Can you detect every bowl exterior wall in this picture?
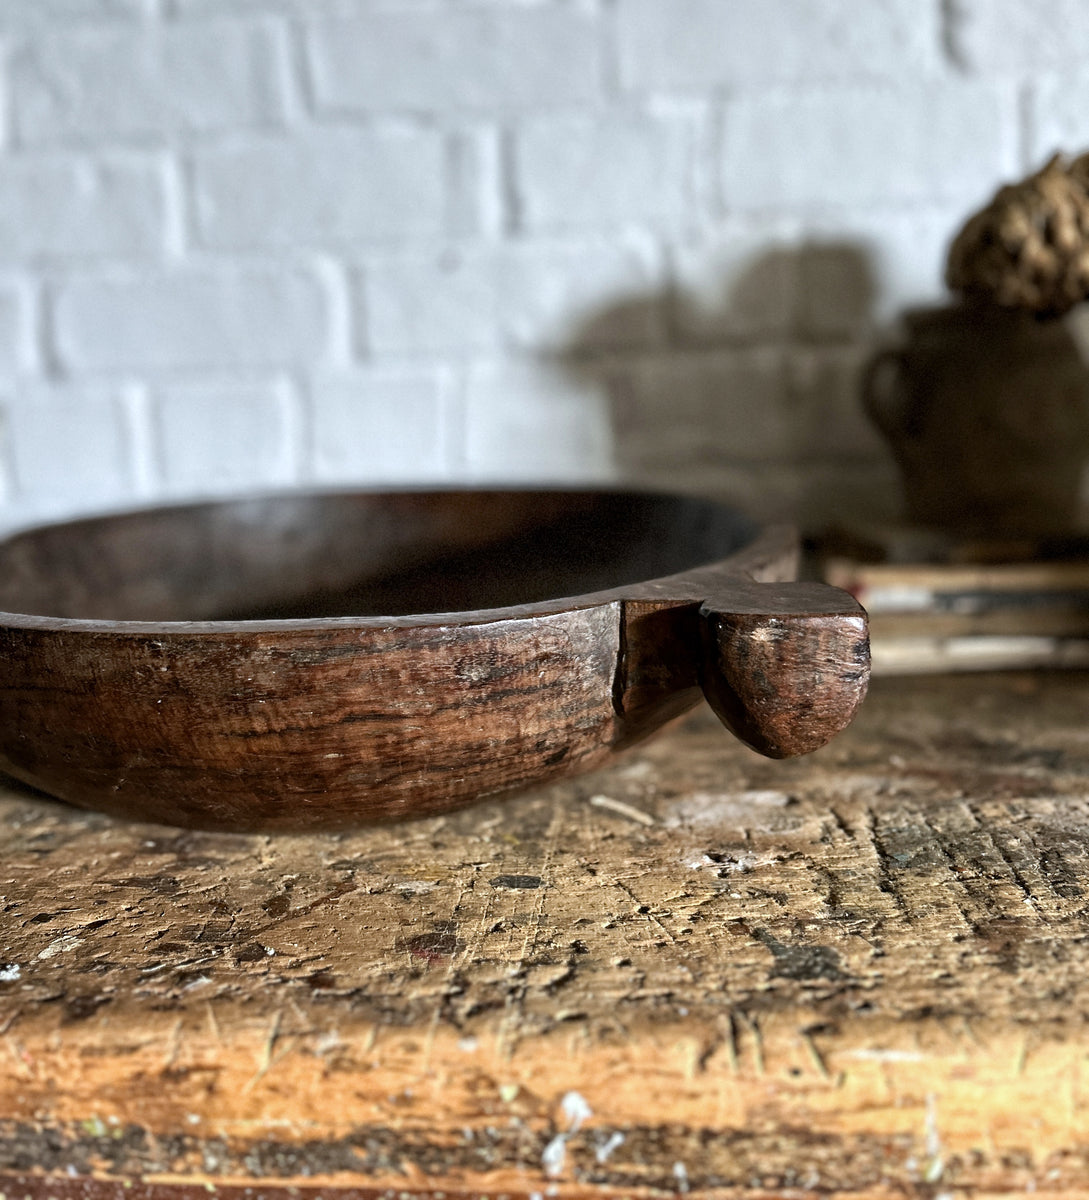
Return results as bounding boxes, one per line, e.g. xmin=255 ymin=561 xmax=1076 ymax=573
xmin=0 ymin=605 xmax=625 ymax=831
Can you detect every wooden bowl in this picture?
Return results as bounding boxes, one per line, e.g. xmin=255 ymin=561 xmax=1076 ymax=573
xmin=0 ymin=490 xmax=869 ymax=831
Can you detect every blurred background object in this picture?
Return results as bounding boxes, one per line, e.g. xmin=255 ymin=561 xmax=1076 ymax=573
xmin=862 ymin=302 xmax=1089 ymax=535
xmin=0 ymin=0 xmax=1078 ymax=535
xmin=863 ymin=153 xmax=1089 ymax=538
xmin=840 ymin=148 xmax=1089 ymax=674
xmin=946 ymin=152 xmax=1089 ymax=315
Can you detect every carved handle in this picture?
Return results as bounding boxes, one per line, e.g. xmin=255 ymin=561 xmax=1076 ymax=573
xmin=861 ymin=347 xmax=911 ymax=441
xmin=698 ymin=580 xmax=869 ymax=758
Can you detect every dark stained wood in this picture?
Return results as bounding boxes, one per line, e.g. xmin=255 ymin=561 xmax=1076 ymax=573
xmin=700 ymin=580 xmax=870 ymax=757
xmin=862 ymin=304 xmax=1089 ymax=534
xmin=4 ymin=672 xmax=1089 ymax=1197
xmin=0 ymin=490 xmax=868 ymax=831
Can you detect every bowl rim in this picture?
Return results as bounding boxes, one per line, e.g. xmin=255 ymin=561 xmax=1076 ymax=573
xmin=0 ymin=485 xmax=789 ymax=637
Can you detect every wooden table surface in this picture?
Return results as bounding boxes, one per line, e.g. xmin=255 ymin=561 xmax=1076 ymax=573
xmin=5 ymin=672 xmax=1089 ymax=1199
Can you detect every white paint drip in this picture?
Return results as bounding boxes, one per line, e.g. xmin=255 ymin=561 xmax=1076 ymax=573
xmin=663 ymin=789 xmax=792 ymax=828
xmin=37 ymin=935 xmax=83 ymax=960
xmin=673 ymin=1161 xmax=689 ymax=1193
xmin=924 ymin=1092 xmax=944 ymax=1184
xmin=595 ymin=1132 xmax=625 ymax=1164
xmin=0 ymin=964 xmax=20 ymax=982
xmin=394 ymin=879 xmax=438 ymax=894
xmin=541 ymin=1134 xmax=567 ymax=1178
xmin=683 ymin=850 xmax=765 ymax=873
xmin=314 ymin=1031 xmax=342 ymax=1056
xmin=846 ymin=1048 xmax=924 ymax=1062
xmin=561 ymin=1090 xmax=592 ymax=1132
xmin=542 ymin=1091 xmax=593 ymax=1178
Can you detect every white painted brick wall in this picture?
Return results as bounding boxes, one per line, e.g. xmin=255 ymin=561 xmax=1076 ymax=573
xmin=310 ymin=367 xmax=449 ymax=484
xmin=361 ymin=239 xmax=663 ymax=355
xmin=464 ymin=362 xmax=614 ymax=483
xmin=307 ymin=9 xmax=603 ymax=114
xmin=190 ymin=129 xmax=457 ymax=250
xmin=0 ymin=0 xmax=1078 ymax=533
xmin=11 ymin=21 xmax=284 ymax=144
xmin=0 ymin=156 xmax=166 ymax=259
xmin=616 ymin=0 xmax=939 ymax=90
xmin=0 ymin=0 xmax=139 ymax=27
xmin=153 ymin=379 xmax=296 ymax=493
xmin=607 ymin=348 xmax=792 ymax=468
xmin=1030 ymin=71 xmax=1089 ymax=163
xmin=53 ymin=267 xmax=328 ymax=372
xmin=514 ymin=111 xmax=699 ymax=232
xmin=948 ymin=0 xmax=1089 ymax=72
xmin=0 ymin=281 xmax=36 ymax=376
xmin=721 ymin=82 xmax=1018 ymax=211
xmin=6 ymin=384 xmax=135 ymax=515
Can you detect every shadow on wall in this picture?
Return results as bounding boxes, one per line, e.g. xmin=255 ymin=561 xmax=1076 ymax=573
xmin=556 ymin=240 xmax=902 ymax=532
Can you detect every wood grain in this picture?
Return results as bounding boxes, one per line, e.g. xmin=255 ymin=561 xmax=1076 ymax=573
xmin=699 ymin=580 xmax=870 ymax=757
xmin=0 ymin=490 xmax=867 ymax=831
xmin=2 ymin=672 xmax=1089 ymax=1197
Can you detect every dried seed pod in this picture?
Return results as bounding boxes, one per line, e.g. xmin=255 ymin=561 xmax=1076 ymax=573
xmin=946 ymin=153 xmax=1089 ymax=316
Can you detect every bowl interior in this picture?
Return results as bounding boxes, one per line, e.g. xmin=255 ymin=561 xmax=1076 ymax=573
xmin=0 ymin=490 xmax=758 ymax=622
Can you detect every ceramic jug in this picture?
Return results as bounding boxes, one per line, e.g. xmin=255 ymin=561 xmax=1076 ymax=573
xmin=864 ymin=304 xmax=1089 ymax=534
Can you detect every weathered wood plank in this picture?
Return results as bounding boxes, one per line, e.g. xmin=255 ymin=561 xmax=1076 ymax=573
xmin=4 ymin=672 xmax=1089 ymax=1196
